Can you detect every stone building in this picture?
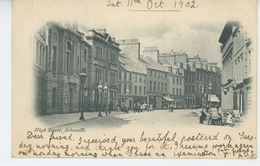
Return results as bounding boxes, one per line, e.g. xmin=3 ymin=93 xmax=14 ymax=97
xmin=219 ymin=21 xmax=253 ymax=116
xmin=159 ymin=52 xmax=185 ymax=108
xmin=188 ymin=56 xmax=221 ymax=108
xmin=117 ymin=39 xmax=169 ymax=109
xmin=118 ymin=53 xmax=147 ymax=109
xmin=85 ymin=29 xmax=120 ymax=112
xmin=33 ymin=21 xmax=92 ymax=115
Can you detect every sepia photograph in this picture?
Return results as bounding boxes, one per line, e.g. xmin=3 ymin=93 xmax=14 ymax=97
xmin=11 ymin=0 xmax=257 ymax=160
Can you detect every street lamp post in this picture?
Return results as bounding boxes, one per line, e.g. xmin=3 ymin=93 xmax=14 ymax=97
xmin=98 ymin=81 xmax=103 ymax=117
xmin=126 ymin=89 xmax=130 ymax=112
xmin=202 ymin=85 xmax=204 ymax=110
xmin=208 ymin=82 xmax=212 ymax=109
xmin=79 ymin=73 xmax=87 ymax=121
xmin=103 ymin=83 xmax=108 ymax=116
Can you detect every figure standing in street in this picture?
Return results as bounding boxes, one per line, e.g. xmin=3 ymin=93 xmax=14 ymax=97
xmin=117 ymin=102 xmax=120 ymax=112
xmin=199 ymin=110 xmax=207 ymax=124
xmin=109 ymin=101 xmax=113 ymax=114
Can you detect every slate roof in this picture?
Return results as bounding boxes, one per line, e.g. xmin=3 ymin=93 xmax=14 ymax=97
xmin=119 ymin=54 xmax=147 ymax=74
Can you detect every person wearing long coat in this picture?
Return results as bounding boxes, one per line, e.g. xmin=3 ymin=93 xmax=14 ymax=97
xmin=199 ymin=110 xmax=207 ymax=124
xmin=109 ymin=102 xmax=113 ymax=114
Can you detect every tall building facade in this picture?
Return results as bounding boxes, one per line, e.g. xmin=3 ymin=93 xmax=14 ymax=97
xmin=118 ymin=53 xmax=147 ymax=109
xmin=85 ymin=29 xmax=120 ymax=111
xmin=219 ymin=21 xmax=253 ymax=116
xmin=33 ymin=21 xmax=92 ymax=115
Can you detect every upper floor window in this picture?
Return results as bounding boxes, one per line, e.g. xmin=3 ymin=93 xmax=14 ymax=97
xmin=139 ymin=75 xmax=142 ymax=82
xmin=96 ymin=45 xmax=103 ymax=59
xmin=173 ymin=78 xmax=175 ymax=84
xmin=180 ymin=79 xmax=182 ymax=85
xmin=129 ymin=73 xmax=132 ymax=80
xmin=84 ymin=49 xmax=87 ymax=62
xmin=124 ymin=72 xmax=127 ymax=80
xmin=119 ymin=71 xmax=121 ymax=79
xmin=111 ymin=52 xmax=117 ymax=65
xmin=150 ymin=70 xmax=152 ymax=77
xmin=165 ymin=74 xmax=167 ymax=79
xmin=177 ymin=78 xmax=179 ymax=85
xmin=106 ymin=48 xmax=109 ymax=60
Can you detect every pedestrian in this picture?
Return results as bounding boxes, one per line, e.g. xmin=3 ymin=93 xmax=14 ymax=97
xmin=103 ymin=102 xmax=107 ymax=116
xmin=137 ymin=102 xmax=140 ymax=113
xmin=117 ymin=102 xmax=120 ymax=112
xmin=226 ymin=111 xmax=234 ymax=127
xmin=199 ymin=110 xmax=207 ymax=124
xmin=170 ymin=103 xmax=174 ymax=112
xmin=133 ymin=103 xmax=136 ymax=113
xmin=109 ymin=101 xmax=113 ymax=114
xmin=216 ymin=104 xmax=220 ymax=112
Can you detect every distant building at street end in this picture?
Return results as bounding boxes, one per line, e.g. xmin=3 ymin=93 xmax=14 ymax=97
xmin=219 ymin=21 xmax=253 ymax=116
xmin=118 ymin=53 xmax=147 ymax=110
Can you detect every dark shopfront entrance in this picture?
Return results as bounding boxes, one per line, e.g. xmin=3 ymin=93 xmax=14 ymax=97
xmin=149 ymin=96 xmax=156 ymax=109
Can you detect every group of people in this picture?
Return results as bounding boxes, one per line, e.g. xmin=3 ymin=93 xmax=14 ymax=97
xmin=99 ymin=101 xmax=114 ymax=116
xmin=116 ymin=102 xmax=154 ymax=114
xmin=199 ymin=104 xmax=236 ymax=127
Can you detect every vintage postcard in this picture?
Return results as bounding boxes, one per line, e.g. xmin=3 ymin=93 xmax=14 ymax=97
xmin=12 ymin=0 xmax=257 ymax=158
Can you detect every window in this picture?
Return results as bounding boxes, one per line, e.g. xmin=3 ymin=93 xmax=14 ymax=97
xmin=119 ymin=84 xmax=121 ymax=94
xmin=144 ymin=76 xmax=146 ymax=83
xmin=161 ymin=83 xmax=163 ymax=92
xmin=110 ymin=72 xmax=116 ymax=85
xmin=150 ymin=81 xmax=152 ymax=91
xmin=106 ymin=48 xmax=109 ymax=60
xmin=135 ymin=86 xmax=137 ymax=94
xmin=177 ymin=78 xmax=179 ymax=85
xmin=180 ymin=79 xmax=182 ymax=85
xmin=135 ymin=74 xmax=137 ymax=82
xmin=67 ymin=52 xmax=70 ymax=74
xmin=96 ymin=45 xmax=103 ymax=59
xmin=52 ymin=46 xmax=57 ymax=72
xmin=150 ymin=70 xmax=152 ymax=77
xmin=144 ymin=87 xmax=146 ymax=95
xmin=173 ymin=88 xmax=175 ymax=95
xmin=139 ymin=86 xmax=142 ymax=95
xmin=158 ymin=72 xmax=160 ymax=78
xmin=104 ymin=70 xmax=108 ymax=82
xmin=177 ymin=88 xmax=178 ymax=95
xmin=165 ymin=83 xmax=167 ymax=92
xmin=158 ymin=82 xmax=160 ymax=91
xmin=96 ymin=68 xmax=103 ymax=82
xmin=154 ymin=82 xmax=156 ymax=91
xmin=111 ymin=52 xmax=117 ymax=65
xmin=66 ymin=41 xmax=72 ymax=74
xmin=119 ymin=71 xmax=121 ymax=79
xmin=124 ymin=72 xmax=127 ymax=80
xmin=129 ymin=85 xmax=131 ymax=94
xmin=129 ymin=73 xmax=132 ymax=80
xmin=165 ymin=74 xmax=167 ymax=79
xmin=124 ymin=84 xmax=126 ymax=94
xmin=139 ymin=75 xmax=142 ymax=82
xmin=180 ymin=89 xmax=182 ymax=95
xmin=84 ymin=49 xmax=87 ymax=61
xmin=173 ymin=78 xmax=175 ymax=84
xmin=154 ymin=72 xmax=156 ymax=78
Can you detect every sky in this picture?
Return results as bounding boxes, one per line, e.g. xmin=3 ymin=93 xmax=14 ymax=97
xmin=97 ymin=20 xmax=226 ymax=68
xmin=39 ymin=0 xmax=255 ymax=69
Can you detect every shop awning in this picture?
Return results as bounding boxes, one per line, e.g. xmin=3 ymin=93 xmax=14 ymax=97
xmin=163 ymin=96 xmax=174 ymax=102
xmin=208 ymin=95 xmax=220 ymax=102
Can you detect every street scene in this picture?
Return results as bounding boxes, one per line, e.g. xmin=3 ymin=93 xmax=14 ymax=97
xmin=33 ymin=20 xmax=253 ymax=129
